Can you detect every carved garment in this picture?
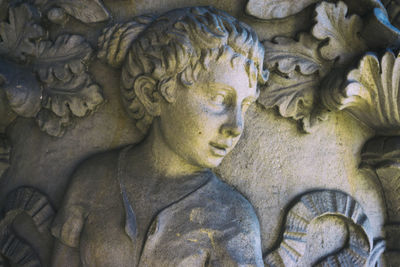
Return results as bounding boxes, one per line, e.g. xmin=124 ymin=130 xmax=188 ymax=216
xmin=51 ymin=147 xmax=263 ymax=266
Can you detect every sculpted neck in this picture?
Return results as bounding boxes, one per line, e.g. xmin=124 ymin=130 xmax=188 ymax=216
xmin=133 ymin=122 xmax=206 ymax=179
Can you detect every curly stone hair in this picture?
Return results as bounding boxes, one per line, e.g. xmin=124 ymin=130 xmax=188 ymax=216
xmin=98 ymin=6 xmax=268 ymax=133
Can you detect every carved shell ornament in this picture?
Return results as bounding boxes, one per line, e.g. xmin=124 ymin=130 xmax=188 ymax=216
xmin=264 ymin=190 xmax=384 ymax=267
xmin=0 ymin=187 xmax=55 ymax=266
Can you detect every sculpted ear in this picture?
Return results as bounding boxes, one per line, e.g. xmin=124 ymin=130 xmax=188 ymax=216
xmin=158 ymin=78 xmax=176 ymax=103
xmin=134 ymin=75 xmax=161 ymax=116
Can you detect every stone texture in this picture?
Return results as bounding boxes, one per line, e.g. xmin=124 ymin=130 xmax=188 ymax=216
xmin=0 ymin=0 xmax=398 ymax=266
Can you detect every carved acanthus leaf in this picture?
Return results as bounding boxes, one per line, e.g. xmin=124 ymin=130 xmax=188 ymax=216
xmin=312 ymin=1 xmax=368 ymax=65
xmin=35 ymin=109 xmax=69 ymax=137
xmin=245 ymin=0 xmax=319 ymax=20
xmin=53 ymin=0 xmax=110 ymax=23
xmin=0 ymin=4 xmax=45 ymax=61
xmin=259 ymin=71 xmax=319 ymax=124
xmin=261 ymin=32 xmax=334 ymax=132
xmin=322 ymin=51 xmax=400 ymax=132
xmin=257 ymin=0 xmax=400 ymax=133
xmin=263 ymin=33 xmax=331 ymax=76
xmin=34 ymin=34 xmax=103 ymax=136
xmin=0 ymin=1 xmax=108 ymax=137
xmin=260 ymin=0 xmax=373 ymax=133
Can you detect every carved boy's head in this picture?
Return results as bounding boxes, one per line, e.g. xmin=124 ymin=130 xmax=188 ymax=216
xmin=99 ymin=6 xmax=268 ymax=168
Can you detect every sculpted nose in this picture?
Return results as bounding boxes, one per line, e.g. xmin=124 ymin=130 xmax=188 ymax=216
xmin=220 ymin=108 xmax=243 ymax=138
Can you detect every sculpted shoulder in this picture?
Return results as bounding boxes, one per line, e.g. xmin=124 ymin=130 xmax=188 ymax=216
xmin=207 ymin=177 xmax=260 ymax=227
xmin=195 ymin=178 xmax=263 ymax=265
xmin=51 ymin=148 xmax=123 ymax=248
xmin=60 ymin=148 xmax=122 ymax=211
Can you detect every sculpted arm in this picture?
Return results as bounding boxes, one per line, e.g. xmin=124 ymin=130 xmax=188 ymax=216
xmin=49 ymin=158 xmax=100 ymax=267
xmin=50 ymin=152 xmax=118 ymax=266
xmin=50 ymin=178 xmax=87 ymax=267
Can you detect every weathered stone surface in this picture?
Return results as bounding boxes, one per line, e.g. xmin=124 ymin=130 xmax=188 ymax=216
xmin=0 ymin=0 xmax=398 ymax=266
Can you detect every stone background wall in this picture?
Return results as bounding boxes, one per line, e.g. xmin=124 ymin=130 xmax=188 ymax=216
xmin=0 ymin=0 xmax=396 ymax=265
xmin=1 ymin=0 xmax=385 ymax=250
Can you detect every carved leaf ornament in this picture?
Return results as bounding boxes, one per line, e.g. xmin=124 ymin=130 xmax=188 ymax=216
xmin=260 ymin=32 xmax=332 ymax=132
xmin=253 ymin=0 xmax=400 ymax=133
xmin=323 ymin=51 xmax=400 ymax=132
xmin=0 ymin=4 xmax=44 ymax=61
xmin=312 ymin=1 xmax=368 ymax=65
xmin=0 ymin=1 xmax=108 ymax=136
xmin=263 ymin=33 xmax=329 ymax=76
xmin=53 ymin=0 xmax=110 ymax=23
xmin=245 ymin=0 xmax=320 ymax=20
xmin=246 ymin=0 xmax=386 ymax=20
xmin=259 ymin=1 xmax=370 ymax=132
xmin=34 ymin=35 xmax=103 ymax=136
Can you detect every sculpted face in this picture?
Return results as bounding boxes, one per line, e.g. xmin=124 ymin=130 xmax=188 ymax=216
xmin=157 ymin=60 xmax=258 ymax=169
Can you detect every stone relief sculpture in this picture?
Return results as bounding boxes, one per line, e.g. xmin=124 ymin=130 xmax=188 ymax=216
xmin=0 ymin=0 xmax=400 ymax=266
xmin=50 ymin=6 xmax=268 ymax=266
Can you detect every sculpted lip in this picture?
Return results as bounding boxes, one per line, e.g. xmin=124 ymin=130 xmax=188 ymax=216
xmin=209 ymin=142 xmax=228 ymax=157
